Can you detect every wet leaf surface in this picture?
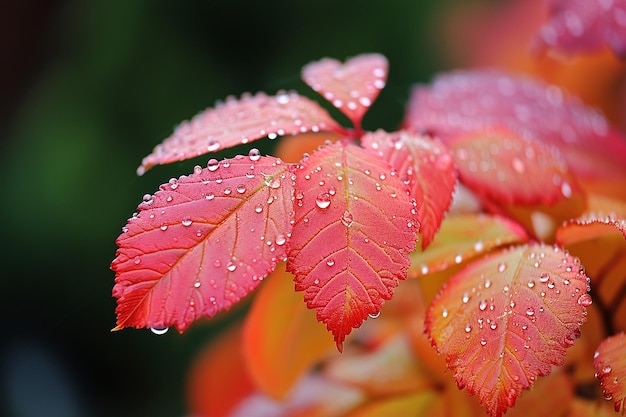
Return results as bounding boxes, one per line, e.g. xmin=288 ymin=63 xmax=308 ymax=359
xmin=112 ymin=155 xmax=293 ymax=331
xmin=287 ymin=141 xmax=418 ymax=350
xmin=593 ymin=332 xmax=626 ymax=414
xmin=535 ymin=0 xmax=626 ymax=57
xmin=138 ymin=92 xmax=341 ymax=174
xmin=302 ymin=54 xmax=388 ymax=129
xmin=361 ymin=130 xmax=456 ymax=249
xmin=425 ymin=243 xmax=591 ymax=417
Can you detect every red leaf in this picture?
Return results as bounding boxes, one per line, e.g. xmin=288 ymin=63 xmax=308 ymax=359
xmin=302 ymin=54 xmax=388 ymax=130
xmin=449 ymin=127 xmax=578 ymax=207
xmin=594 ymin=332 xmax=626 ymax=414
xmin=287 ymin=142 xmax=418 ymax=351
xmin=534 ymin=0 xmax=626 ymax=58
xmin=112 ymin=155 xmax=294 ymax=332
xmin=138 ymin=92 xmax=341 ymax=174
xmin=361 ymin=130 xmax=457 ymax=249
xmin=425 ymin=243 xmax=591 ymax=417
xmin=404 ymin=70 xmax=626 ymax=194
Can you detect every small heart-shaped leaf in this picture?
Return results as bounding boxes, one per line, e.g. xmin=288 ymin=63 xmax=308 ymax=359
xmin=361 ymin=130 xmax=457 ymax=249
xmin=287 ymin=142 xmax=418 ymax=351
xmin=302 ymin=54 xmax=388 ymax=129
xmin=594 ymin=332 xmax=626 ymax=414
xmin=138 ymin=92 xmax=341 ymax=174
xmin=425 ymin=243 xmax=591 ymax=417
xmin=112 ymin=155 xmax=294 ymax=332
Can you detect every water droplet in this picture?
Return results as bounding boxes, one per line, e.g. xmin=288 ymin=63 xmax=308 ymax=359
xmin=479 ymin=299 xmax=488 ymax=311
xmin=464 ymin=324 xmax=472 ymax=333
xmin=194 ymin=281 xmax=201 ymax=288
xmin=160 ymin=224 xmax=168 ymax=231
xmin=275 ymin=234 xmax=286 ymax=246
xmin=166 ymin=195 xmax=173 ymax=202
xmin=182 ymin=217 xmax=192 ymax=227
xmin=207 ymin=159 xmax=220 ymax=171
xmin=462 ymin=292 xmax=470 ymax=304
xmin=169 ymin=178 xmax=179 ymax=190
xmin=368 ymin=311 xmax=380 ymax=319
xmin=561 ymin=182 xmax=572 ymax=198
xmin=227 ymin=262 xmax=237 ymax=272
xmin=213 ymin=259 xmax=221 ymax=268
xmin=527 ymin=280 xmax=535 ymax=288
xmin=206 ymin=193 xmax=215 ymax=200
xmin=150 ymin=327 xmax=169 ymax=335
xmin=454 ymin=254 xmax=463 ymax=264
xmin=578 ymin=293 xmax=593 ymax=307
xmin=223 ymin=187 xmax=232 ymax=195
xmin=326 ymin=259 xmax=335 ymax=267
xmin=248 ymin=148 xmax=261 ymax=161
xmin=490 ymin=322 xmax=498 ymax=330
xmin=484 ymin=279 xmax=492 ymax=289
xmin=208 ymin=140 xmax=221 ymax=152
xmin=511 ymin=157 xmax=525 ymax=174
xmin=539 ymin=272 xmax=550 ymax=283
xmin=255 ymin=204 xmax=263 ymax=213
xmin=133 ymin=256 xmax=141 ymax=265
xmin=526 ymin=307 xmax=535 ymax=316
xmin=341 ymin=211 xmax=354 ymax=227
xmin=442 ymin=308 xmax=448 ymax=318
xmin=316 ymin=193 xmax=331 ymax=209
xmin=480 ymin=338 xmax=487 ymax=346
xmin=498 ymin=262 xmax=507 ymax=272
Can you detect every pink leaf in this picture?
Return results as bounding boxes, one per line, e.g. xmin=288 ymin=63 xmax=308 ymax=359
xmin=112 ymin=155 xmax=294 ymax=332
xmin=138 ymin=92 xmax=342 ymax=174
xmin=594 ymin=332 xmax=626 ymax=414
xmin=302 ymin=54 xmax=388 ymax=130
xmin=425 ymin=243 xmax=591 ymax=417
xmin=534 ymin=0 xmax=626 ymax=57
xmin=286 ymin=142 xmax=418 ymax=351
xmin=448 ymin=127 xmax=577 ymax=206
xmin=404 ymin=69 xmax=626 ymax=188
xmin=361 ymin=130 xmax=457 ymax=249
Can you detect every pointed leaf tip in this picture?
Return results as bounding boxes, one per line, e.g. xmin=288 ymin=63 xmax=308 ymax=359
xmin=302 ymin=54 xmax=388 ymax=128
xmin=425 ymin=243 xmax=591 ymax=417
xmin=138 ymin=91 xmax=341 ymax=173
xmin=287 ymin=142 xmax=418 ymax=350
xmin=112 ymin=155 xmax=294 ymax=332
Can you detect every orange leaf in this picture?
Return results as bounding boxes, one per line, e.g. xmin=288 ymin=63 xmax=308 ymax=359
xmin=425 ymin=243 xmax=591 ymax=417
xmin=241 ymin=263 xmax=334 ymax=400
xmin=342 ymin=391 xmax=441 ymax=417
xmin=323 ymin=335 xmax=435 ymax=397
xmin=556 ymin=210 xmax=626 ymax=332
xmin=594 ymin=332 xmax=626 ymax=414
xmin=408 ymin=214 xmax=528 ymax=278
xmin=186 ymin=325 xmax=255 ymax=417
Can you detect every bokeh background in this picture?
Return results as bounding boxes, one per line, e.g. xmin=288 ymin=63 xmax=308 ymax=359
xmin=0 ymin=1 xmax=575 ymax=416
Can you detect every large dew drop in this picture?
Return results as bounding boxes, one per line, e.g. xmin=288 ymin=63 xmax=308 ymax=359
xmin=316 ymin=192 xmax=331 ymax=209
xmin=150 ymin=327 xmax=169 ymax=335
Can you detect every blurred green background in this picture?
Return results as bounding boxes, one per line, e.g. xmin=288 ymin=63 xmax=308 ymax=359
xmin=0 ymin=1 xmax=474 ymax=416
